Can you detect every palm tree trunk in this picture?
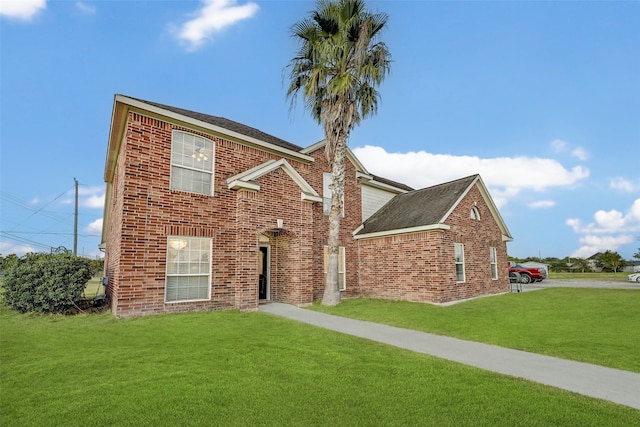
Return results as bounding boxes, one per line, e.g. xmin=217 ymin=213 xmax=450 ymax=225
xmin=322 ymin=136 xmax=347 ymax=306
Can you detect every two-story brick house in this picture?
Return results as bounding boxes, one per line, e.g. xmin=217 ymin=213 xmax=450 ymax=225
xmin=101 ymin=95 xmax=513 ymax=317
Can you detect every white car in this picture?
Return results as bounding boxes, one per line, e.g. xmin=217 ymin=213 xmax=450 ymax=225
xmin=628 ymin=273 xmax=640 ymax=283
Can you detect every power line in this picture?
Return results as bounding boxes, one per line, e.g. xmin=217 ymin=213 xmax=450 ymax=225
xmin=0 ymin=231 xmax=52 ymax=252
xmin=0 ymin=191 xmax=70 ymax=222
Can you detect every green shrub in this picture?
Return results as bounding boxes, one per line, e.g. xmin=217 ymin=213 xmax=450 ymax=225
xmin=2 ymin=253 xmax=93 ymax=313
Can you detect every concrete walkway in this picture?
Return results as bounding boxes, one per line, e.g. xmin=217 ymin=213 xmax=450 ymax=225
xmin=259 ymin=303 xmax=640 ymax=410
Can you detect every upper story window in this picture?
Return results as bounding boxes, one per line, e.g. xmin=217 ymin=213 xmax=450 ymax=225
xmin=170 ymin=130 xmax=214 ymax=196
xmin=323 ymin=172 xmax=344 ymax=216
xmin=470 ymin=206 xmax=480 ymax=220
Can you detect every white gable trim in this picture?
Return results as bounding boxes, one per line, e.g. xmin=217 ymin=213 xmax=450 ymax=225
xmin=301 ymin=140 xmax=370 ymax=175
xmin=360 ymin=177 xmax=410 ymax=194
xmin=226 ymin=159 xmax=322 ymax=203
xmin=439 ymin=175 xmax=513 ymax=241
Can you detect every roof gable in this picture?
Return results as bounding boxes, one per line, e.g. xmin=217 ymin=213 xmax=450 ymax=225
xmin=226 ymin=159 xmax=322 ymax=203
xmin=355 ymin=175 xmax=512 ymax=241
xmin=105 ymin=95 xmax=314 ymax=183
xmin=356 ymin=175 xmax=477 ymax=236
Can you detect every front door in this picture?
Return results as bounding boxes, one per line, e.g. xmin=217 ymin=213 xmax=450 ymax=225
xmin=258 ymin=246 xmax=269 ymax=300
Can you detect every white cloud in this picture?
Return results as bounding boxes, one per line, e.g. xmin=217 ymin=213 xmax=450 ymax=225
xmin=0 ymin=241 xmax=37 ymax=257
xmin=351 ymin=145 xmax=589 ymax=204
xmin=570 ymin=235 xmax=636 ymax=259
xmin=550 ymin=139 xmax=568 ymax=152
xmin=528 ymin=200 xmax=555 ymax=209
xmin=75 ymin=2 xmax=95 ymax=15
xmin=79 ymin=186 xmax=105 ymax=208
xmin=550 ymin=138 xmax=589 ymax=161
xmin=85 ymin=218 xmax=103 ymax=234
xmin=60 ymin=185 xmax=105 ymax=208
xmin=177 ymin=0 xmax=259 ymax=50
xmin=567 ymin=198 xmax=640 ymax=257
xmin=566 ymin=198 xmax=640 ymax=234
xmin=0 ymin=0 xmax=45 ymax=20
xmin=83 ymin=193 xmax=105 ymax=209
xmin=571 ymin=147 xmax=589 ymax=161
xmin=610 ymin=177 xmax=640 ymax=193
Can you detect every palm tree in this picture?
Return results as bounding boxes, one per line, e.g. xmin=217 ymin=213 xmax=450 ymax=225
xmin=287 ymin=0 xmax=391 ymax=305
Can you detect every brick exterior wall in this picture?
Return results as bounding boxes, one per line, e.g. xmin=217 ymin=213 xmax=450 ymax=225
xmin=104 ymin=106 xmax=509 ymax=317
xmin=104 ymin=112 xmax=320 ymax=317
xmin=356 ymin=185 xmax=509 ymax=304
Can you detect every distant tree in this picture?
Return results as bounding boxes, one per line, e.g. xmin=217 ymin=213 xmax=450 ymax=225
xmin=570 ymin=257 xmax=591 ymax=273
xmin=633 ymin=247 xmax=640 ymax=260
xmin=596 ymin=250 xmax=624 ymax=273
xmin=0 ymin=253 xmax=19 ymax=272
xmin=548 ymin=258 xmax=569 ymax=273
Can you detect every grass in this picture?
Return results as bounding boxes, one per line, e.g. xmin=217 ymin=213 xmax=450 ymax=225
xmin=548 ymin=271 xmax=631 ymax=281
xmin=1 ymin=305 xmax=638 ymax=426
xmin=82 ymin=277 xmax=104 ymax=299
xmin=309 ymin=289 xmax=640 ymax=373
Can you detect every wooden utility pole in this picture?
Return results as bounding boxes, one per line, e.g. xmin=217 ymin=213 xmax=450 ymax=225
xmin=74 ymin=178 xmax=78 ymax=256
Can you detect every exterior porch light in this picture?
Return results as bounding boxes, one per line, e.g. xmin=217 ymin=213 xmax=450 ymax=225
xmin=277 ymin=219 xmax=283 ymax=228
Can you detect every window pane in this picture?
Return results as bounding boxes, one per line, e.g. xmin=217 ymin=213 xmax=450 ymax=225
xmin=455 ymin=243 xmax=465 ymax=282
xmin=166 ymin=236 xmax=211 ymax=302
xmin=170 ymin=131 xmax=214 ymax=195
xmin=490 ymin=247 xmax=498 ymax=280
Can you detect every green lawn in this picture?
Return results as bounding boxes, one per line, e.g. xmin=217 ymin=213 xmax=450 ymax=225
xmin=548 ymin=271 xmax=631 ymax=281
xmin=1 ymin=305 xmax=638 ymax=426
xmin=309 ymin=289 xmax=640 ymax=373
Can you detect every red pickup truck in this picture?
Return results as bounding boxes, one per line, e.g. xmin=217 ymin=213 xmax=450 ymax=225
xmin=508 ymin=262 xmax=546 ymax=284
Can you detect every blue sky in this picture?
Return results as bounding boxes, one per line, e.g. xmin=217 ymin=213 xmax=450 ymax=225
xmin=1 ymin=0 xmax=639 ymax=261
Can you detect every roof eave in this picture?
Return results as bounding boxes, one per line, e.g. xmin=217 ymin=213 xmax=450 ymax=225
xmin=114 ymin=95 xmax=314 ymax=164
xmin=353 ymin=223 xmax=451 ymax=240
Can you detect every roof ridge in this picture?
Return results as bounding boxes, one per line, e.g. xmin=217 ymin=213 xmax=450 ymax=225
xmin=119 ymin=95 xmax=304 ymax=153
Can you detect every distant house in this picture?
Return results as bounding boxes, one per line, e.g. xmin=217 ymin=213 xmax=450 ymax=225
xmin=623 ymin=261 xmax=640 ymax=273
xmin=100 ymin=95 xmax=513 ymax=317
xmin=586 ymin=253 xmax=603 ymax=272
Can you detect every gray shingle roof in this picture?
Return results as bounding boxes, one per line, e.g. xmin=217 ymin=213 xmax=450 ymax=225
xmin=356 ymin=175 xmax=479 ymax=235
xmin=125 ymin=96 xmax=304 ymax=153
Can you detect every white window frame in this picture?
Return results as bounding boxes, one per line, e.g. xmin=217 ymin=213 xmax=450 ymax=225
xmin=165 ymin=236 xmax=212 ymax=303
xmin=323 ymin=172 xmax=344 ymax=216
xmin=324 ymin=245 xmax=346 ymax=291
xmin=490 ymin=246 xmax=498 ymax=280
xmin=454 ymin=243 xmax=465 ymax=283
xmin=170 ymin=130 xmax=214 ymax=196
xmin=470 ymin=206 xmax=480 ymax=220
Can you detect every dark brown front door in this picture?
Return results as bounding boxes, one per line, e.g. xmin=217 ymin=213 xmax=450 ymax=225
xmin=259 ymin=246 xmax=268 ymax=300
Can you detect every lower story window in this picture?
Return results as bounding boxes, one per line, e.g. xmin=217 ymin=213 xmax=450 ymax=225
xmin=455 ymin=243 xmax=465 ymax=282
xmin=165 ymin=236 xmax=211 ymax=303
xmin=490 ymin=246 xmax=498 ymax=280
xmin=324 ymin=245 xmax=346 ymax=291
